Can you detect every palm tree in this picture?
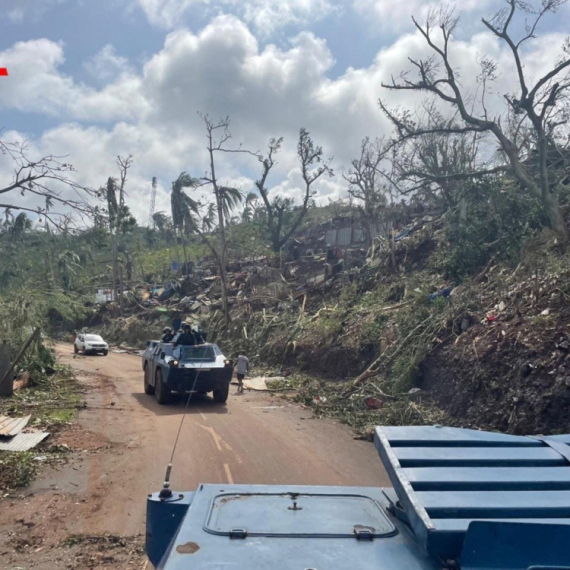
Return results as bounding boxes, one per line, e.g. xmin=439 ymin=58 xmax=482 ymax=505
xmin=219 ymin=186 xmax=243 ymax=224
xmin=152 ymin=211 xmax=169 ymax=234
xmin=241 ymin=192 xmax=258 ymax=223
xmin=201 ymin=203 xmax=216 ymax=233
xmin=57 ymin=250 xmax=81 ymax=290
xmin=171 ymin=172 xmax=200 ymax=274
xmin=10 ymin=212 xmax=32 ymax=242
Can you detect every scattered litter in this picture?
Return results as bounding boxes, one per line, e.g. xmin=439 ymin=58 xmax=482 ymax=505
xmin=0 ymin=415 xmax=31 ymax=437
xmin=428 ymin=286 xmax=453 ymax=301
xmin=0 ymin=431 xmax=49 ymax=452
xmin=243 ymin=377 xmax=268 ymax=391
xmin=364 ymin=397 xmax=384 ymax=410
xmin=13 ymin=372 xmax=30 ymax=392
xmin=541 ymin=308 xmax=550 ymax=316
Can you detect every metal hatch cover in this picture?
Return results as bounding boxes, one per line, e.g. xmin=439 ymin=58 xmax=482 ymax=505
xmin=204 ymin=492 xmax=397 ymax=538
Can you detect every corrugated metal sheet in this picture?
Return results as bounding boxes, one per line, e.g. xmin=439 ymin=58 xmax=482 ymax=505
xmin=0 ymin=431 xmax=49 ymax=452
xmin=324 ymin=229 xmax=337 ymax=247
xmin=369 ymin=221 xmax=392 ymax=239
xmin=352 ymin=227 xmax=366 ymax=243
xmin=0 ymin=415 xmax=30 ymax=436
xmin=337 ymin=226 xmax=353 ymax=247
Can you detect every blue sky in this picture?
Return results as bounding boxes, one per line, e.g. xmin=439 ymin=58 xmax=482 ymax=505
xmin=0 ymin=0 xmax=568 ymax=223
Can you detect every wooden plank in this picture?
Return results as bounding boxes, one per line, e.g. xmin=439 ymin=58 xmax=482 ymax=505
xmin=379 ymin=426 xmax=541 ymax=447
xmin=419 ymin=490 xmax=570 ymax=518
xmin=404 ymin=467 xmax=570 ymax=491
xmin=394 ymin=447 xmax=564 ymax=467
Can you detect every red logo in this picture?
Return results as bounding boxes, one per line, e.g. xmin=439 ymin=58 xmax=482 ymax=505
xmin=0 ymin=69 xmax=8 ymax=76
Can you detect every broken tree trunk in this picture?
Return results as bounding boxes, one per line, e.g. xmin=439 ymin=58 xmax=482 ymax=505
xmin=0 ymin=341 xmax=11 ymax=397
xmin=0 ymin=328 xmax=41 ymax=397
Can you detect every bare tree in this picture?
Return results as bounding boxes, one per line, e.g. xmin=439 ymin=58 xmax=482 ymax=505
xmin=380 ymin=1 xmax=570 ymax=239
xmin=256 ymin=129 xmax=333 ymax=253
xmin=199 ymin=115 xmax=255 ymax=326
xmin=108 ymin=155 xmax=133 ymax=313
xmin=386 ymin=105 xmax=484 ymax=209
xmin=0 ymin=139 xmax=97 ymax=229
xmin=343 ymin=137 xmax=391 ymax=243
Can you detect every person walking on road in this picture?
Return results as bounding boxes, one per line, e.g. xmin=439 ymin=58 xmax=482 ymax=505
xmin=236 ymin=354 xmax=249 ymax=394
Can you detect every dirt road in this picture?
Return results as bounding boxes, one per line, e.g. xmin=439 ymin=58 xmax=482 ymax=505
xmin=0 ymin=344 xmax=388 ymax=569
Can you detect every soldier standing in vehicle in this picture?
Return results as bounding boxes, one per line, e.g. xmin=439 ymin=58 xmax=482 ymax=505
xmin=236 ymin=354 xmax=249 ymax=394
xmin=174 ymin=323 xmax=196 ymax=346
xmin=162 ymin=327 xmax=174 ymax=342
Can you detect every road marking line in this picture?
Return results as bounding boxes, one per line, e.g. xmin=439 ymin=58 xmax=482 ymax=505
xmin=223 ymin=463 xmax=234 ymax=484
xmin=195 ymin=407 xmax=207 ymax=421
xmin=197 ymin=424 xmax=222 ymax=451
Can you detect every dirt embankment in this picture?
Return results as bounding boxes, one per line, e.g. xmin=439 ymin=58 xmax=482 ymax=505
xmin=421 ymin=264 xmax=570 ymax=435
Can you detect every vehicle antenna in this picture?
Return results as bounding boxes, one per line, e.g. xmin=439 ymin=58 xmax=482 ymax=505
xmin=159 ymin=370 xmax=202 ymax=499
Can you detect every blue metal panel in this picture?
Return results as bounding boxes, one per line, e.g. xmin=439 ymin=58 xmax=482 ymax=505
xmin=146 ymin=492 xmax=194 ymax=567
xmin=394 ymin=446 xmax=564 ymax=467
xmin=380 ymin=425 xmax=543 ymax=447
xmin=544 ymin=434 xmax=570 ymax=444
xmin=418 ymin=490 xmax=570 ymax=517
xmin=375 ymin=426 xmax=570 ymax=562
xmin=152 ymin=484 xmax=438 ymax=570
xmin=460 ymin=521 xmax=570 ymax=569
xmin=404 ymin=467 xmax=570 ymax=490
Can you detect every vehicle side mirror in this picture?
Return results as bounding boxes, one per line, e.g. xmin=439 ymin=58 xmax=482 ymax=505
xmin=146 ymin=341 xmax=150 ymax=347
xmin=161 ymin=352 xmax=166 ymax=359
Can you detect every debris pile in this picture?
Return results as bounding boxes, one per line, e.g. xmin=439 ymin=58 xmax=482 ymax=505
xmin=0 ymin=415 xmax=49 ymax=451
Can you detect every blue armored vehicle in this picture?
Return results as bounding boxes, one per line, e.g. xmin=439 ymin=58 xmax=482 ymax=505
xmin=142 ymin=338 xmax=233 ymax=404
xmin=146 ymin=425 xmax=570 ymax=569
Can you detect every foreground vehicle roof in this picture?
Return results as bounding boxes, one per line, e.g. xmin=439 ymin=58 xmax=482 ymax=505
xmin=147 ymin=425 xmax=570 ymax=570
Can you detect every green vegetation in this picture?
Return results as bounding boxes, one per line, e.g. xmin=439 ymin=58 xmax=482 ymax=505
xmin=0 ymin=365 xmax=82 ymax=492
xmin=0 ymin=452 xmax=38 ymax=491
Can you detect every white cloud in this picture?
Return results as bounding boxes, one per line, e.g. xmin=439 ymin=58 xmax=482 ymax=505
xmin=0 ymin=40 xmax=149 ymax=122
xmin=134 ymin=0 xmax=336 ymax=35
xmin=2 ymin=12 xmax=568 ymax=224
xmin=237 ymin=0 xmax=337 ymax=37
xmin=134 ymin=0 xmax=201 ymax=29
xmin=84 ymin=45 xmax=134 ymax=83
